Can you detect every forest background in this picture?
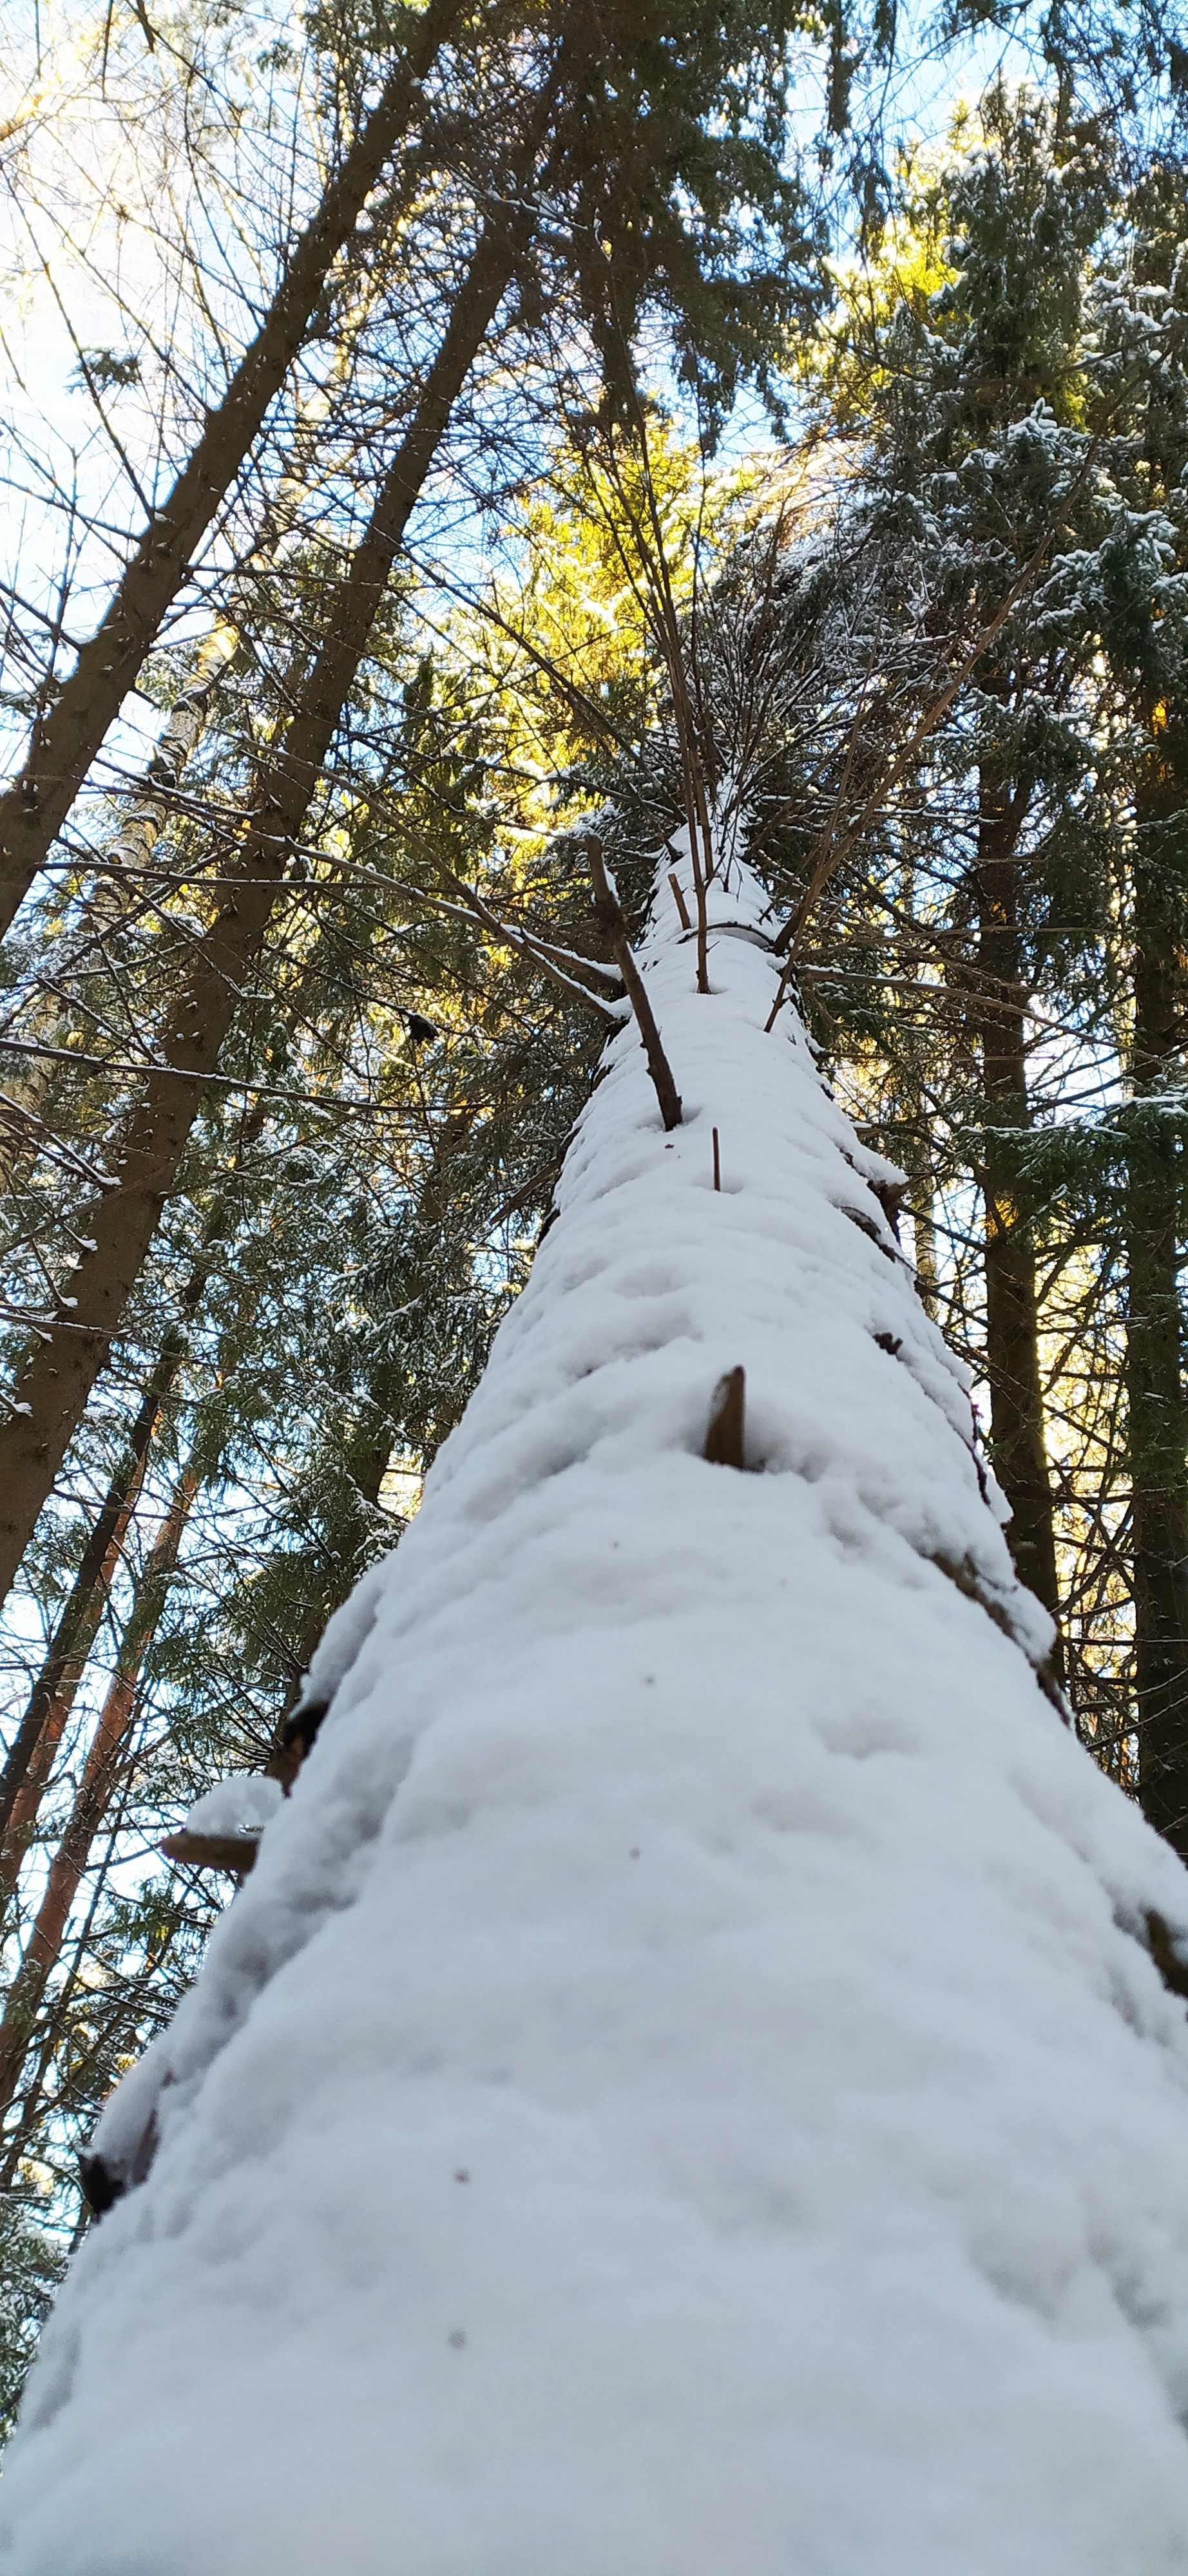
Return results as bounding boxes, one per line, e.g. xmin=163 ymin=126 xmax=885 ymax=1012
xmin=1 ymin=0 xmax=1186 ymax=2429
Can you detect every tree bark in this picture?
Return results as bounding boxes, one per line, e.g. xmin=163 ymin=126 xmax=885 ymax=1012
xmin=0 ymin=1461 xmax=200 ymax=2117
xmin=0 ymin=1179 xmax=263 ymax=1904
xmin=1127 ymin=705 xmax=1188 ymax=1859
xmin=0 ymin=636 xmax=236 ymax=1193
xmin=0 ymin=1341 xmax=182 ymax=1862
xmin=0 ymin=1368 xmax=167 ymax=1914
xmin=0 ymin=0 xmax=463 ymax=939
xmin=0 ymin=1082 xmax=268 ymax=1864
xmin=0 ymin=170 xmax=541 ymax=1613
xmin=900 ymin=1118 xmax=940 ymax=1316
xmin=0 ymin=308 xmax=378 ymax=1192
xmin=0 ymin=1832 xmax=125 ymax=2198
xmin=971 ymin=762 xmax=1062 ymax=1647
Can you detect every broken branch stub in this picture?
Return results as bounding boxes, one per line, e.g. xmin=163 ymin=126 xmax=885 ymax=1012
xmin=1145 ymin=1908 xmax=1188 ymax=2002
xmin=160 ymin=1830 xmax=260 ymax=1881
xmin=704 ymin=1367 xmax=746 ymax=1469
xmin=667 ymin=871 xmax=692 ymax=932
xmin=265 ymin=1694 xmax=329 ymax=1793
xmin=584 ymin=838 xmax=682 ymax=1131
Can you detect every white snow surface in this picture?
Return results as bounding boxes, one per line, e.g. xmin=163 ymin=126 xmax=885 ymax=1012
xmin=181 ymin=1776 xmax=284 ymax=1837
xmin=8 ymin=857 xmax=1188 ymax=2574
xmin=299 ymin=1550 xmax=390 ymax=1710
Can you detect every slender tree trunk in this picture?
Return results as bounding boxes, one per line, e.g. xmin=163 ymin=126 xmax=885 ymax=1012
xmin=1127 ymin=705 xmax=1188 ymax=1859
xmin=0 ymin=1344 xmax=180 ymax=1857
xmin=971 ymin=763 xmax=1062 ymax=1645
xmin=0 ymin=1459 xmax=200 ymax=2115
xmin=0 ymin=1425 xmax=159 ymax=1918
xmin=0 ymin=167 xmax=544 ymax=1613
xmin=0 ymin=631 xmax=241 ymax=1192
xmin=0 ymin=1830 xmax=124 ymax=2197
xmin=895 ymin=861 xmax=941 ymax=1318
xmin=0 ymin=1098 xmax=267 ymax=1861
xmin=0 ymin=1217 xmax=274 ymax=2114
xmin=0 ymin=0 xmax=464 ymax=938
xmin=899 ymin=1115 xmax=941 ymax=1316
xmin=0 ymin=311 xmax=378 ymax=1191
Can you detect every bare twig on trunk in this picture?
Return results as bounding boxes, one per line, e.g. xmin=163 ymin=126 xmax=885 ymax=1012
xmin=584 ymin=838 xmax=682 ymax=1130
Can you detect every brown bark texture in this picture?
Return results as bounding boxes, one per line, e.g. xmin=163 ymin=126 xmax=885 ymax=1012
xmin=0 ymin=0 xmax=462 ymax=939
xmin=971 ymin=763 xmax=1063 ymax=1648
xmin=0 ymin=170 xmax=538 ymax=1613
xmin=0 ymin=1462 xmax=199 ymax=2116
xmin=0 ymin=1338 xmax=183 ymax=1866
xmin=0 ymin=1171 xmax=260 ymax=1902
xmin=1128 ymin=708 xmax=1188 ymax=1860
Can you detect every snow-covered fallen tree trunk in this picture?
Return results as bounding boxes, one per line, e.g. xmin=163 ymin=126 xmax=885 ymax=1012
xmin=7 ymin=857 xmax=1188 ymax=2576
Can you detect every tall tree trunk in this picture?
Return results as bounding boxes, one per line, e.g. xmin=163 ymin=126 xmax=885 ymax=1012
xmin=899 ymin=1114 xmax=941 ymax=1317
xmin=0 ymin=1343 xmax=180 ymax=1861
xmin=1127 ymin=703 xmax=1188 ymax=1859
xmin=0 ymin=1826 xmax=124 ymax=2197
xmin=0 ymin=0 xmax=465 ymax=938
xmin=0 ymin=306 xmax=377 ymax=1192
xmin=26 ymin=856 xmax=1188 ymax=2572
xmin=0 ymin=1378 xmax=165 ymax=1917
xmin=0 ymin=160 xmax=545 ymax=1612
xmin=0 ymin=1458 xmax=200 ymax=2116
xmin=0 ymin=632 xmax=238 ymax=1193
xmin=0 ymin=1105 xmax=266 ymax=1862
xmin=894 ymin=862 xmax=941 ymax=1318
xmin=971 ymin=762 xmax=1062 ymax=1647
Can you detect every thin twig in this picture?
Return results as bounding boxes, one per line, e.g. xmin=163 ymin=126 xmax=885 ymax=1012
xmin=430 ymin=862 xmax=624 ymax=1025
xmin=668 ymin=871 xmax=692 ymax=931
xmin=583 ymin=838 xmax=682 ymax=1130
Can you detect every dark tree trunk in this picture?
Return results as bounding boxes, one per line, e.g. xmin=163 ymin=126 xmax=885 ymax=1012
xmin=971 ymin=764 xmax=1062 ymax=1648
xmin=1127 ymin=706 xmax=1188 ymax=1859
xmin=0 ymin=0 xmax=464 ymax=937
xmin=0 ymin=1460 xmax=199 ymax=2117
xmin=0 ymin=1846 xmax=123 ymax=2197
xmin=0 ymin=1134 xmax=273 ymax=1899
xmin=0 ymin=171 xmax=541 ymax=1611
xmin=0 ymin=1339 xmax=183 ymax=1863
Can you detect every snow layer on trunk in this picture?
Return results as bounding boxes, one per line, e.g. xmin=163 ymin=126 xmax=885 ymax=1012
xmin=7 ymin=858 xmax=1188 ymax=2576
